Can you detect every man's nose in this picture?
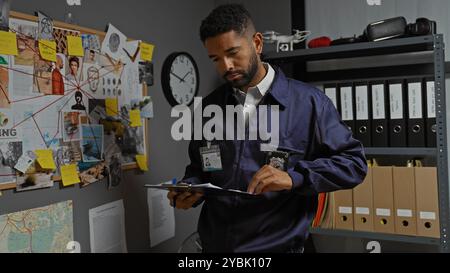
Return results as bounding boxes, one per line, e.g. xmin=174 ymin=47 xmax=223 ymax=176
xmin=223 ymin=58 xmax=234 ymax=72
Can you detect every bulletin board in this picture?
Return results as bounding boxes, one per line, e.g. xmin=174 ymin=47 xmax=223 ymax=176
xmin=0 ymin=11 xmax=152 ymax=191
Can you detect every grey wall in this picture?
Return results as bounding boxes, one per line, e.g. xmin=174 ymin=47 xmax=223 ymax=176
xmin=305 ymin=0 xmax=450 ymax=61
xmin=2 ymin=0 xmax=218 ymax=253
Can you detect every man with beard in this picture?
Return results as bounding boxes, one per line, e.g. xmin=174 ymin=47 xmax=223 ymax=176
xmin=167 ymin=4 xmax=367 ymax=253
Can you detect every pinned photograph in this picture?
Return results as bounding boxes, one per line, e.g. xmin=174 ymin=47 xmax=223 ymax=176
xmin=71 ymin=91 xmax=86 ymax=111
xmin=101 ymin=24 xmax=127 ymax=61
xmin=33 ymin=56 xmax=53 ymax=95
xmin=81 ymin=124 xmax=104 ymax=162
xmin=0 ymin=141 xmax=22 ymax=184
xmin=0 ymin=0 xmax=10 ymax=31
xmin=107 ymin=153 xmax=122 ymax=189
xmin=66 ymin=56 xmax=82 ymax=87
xmin=79 ymin=161 xmax=107 ymax=187
xmin=16 ymin=171 xmax=53 ymax=192
xmin=131 ymin=96 xmax=153 ymax=119
xmin=62 ymin=111 xmax=82 ymax=142
xmin=0 ymin=60 xmax=10 ymax=108
xmin=53 ymin=27 xmax=80 ymax=55
xmin=51 ymin=53 xmax=66 ymax=95
xmin=37 ymin=11 xmax=54 ymax=41
xmin=82 ymin=34 xmax=101 ymax=64
xmin=138 ymin=61 xmax=153 ymax=86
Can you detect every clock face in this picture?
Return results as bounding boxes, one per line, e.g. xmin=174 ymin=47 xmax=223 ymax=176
xmin=162 ymin=52 xmax=199 ymax=106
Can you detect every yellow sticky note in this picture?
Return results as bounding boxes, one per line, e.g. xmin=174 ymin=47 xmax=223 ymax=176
xmin=136 ymin=155 xmax=148 ymax=171
xmin=61 ymin=164 xmax=81 ymax=187
xmin=106 ymin=98 xmax=119 ymax=116
xmin=0 ymin=31 xmax=18 ymax=56
xmin=38 ymin=40 xmax=57 ymax=62
xmin=140 ymin=42 xmax=155 ymax=62
xmin=35 ymin=149 xmax=56 ymax=170
xmin=130 ymin=109 xmax=142 ymax=127
xmin=67 ymin=35 xmax=84 ymax=57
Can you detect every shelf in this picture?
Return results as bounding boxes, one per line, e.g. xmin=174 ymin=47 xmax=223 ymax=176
xmin=264 ymin=35 xmax=435 ymax=62
xmin=364 ymin=147 xmax=437 ymax=157
xmin=310 ymin=228 xmax=440 ymax=246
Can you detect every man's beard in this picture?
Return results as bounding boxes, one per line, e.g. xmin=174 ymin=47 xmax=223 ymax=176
xmin=223 ymin=51 xmax=259 ymax=89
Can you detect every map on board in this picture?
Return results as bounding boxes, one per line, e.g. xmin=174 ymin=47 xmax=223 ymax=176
xmin=0 ymin=200 xmax=73 ymax=253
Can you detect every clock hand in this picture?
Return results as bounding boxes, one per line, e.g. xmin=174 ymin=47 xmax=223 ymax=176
xmin=181 ymin=71 xmax=192 ymax=81
xmin=170 ymin=72 xmax=185 ymax=83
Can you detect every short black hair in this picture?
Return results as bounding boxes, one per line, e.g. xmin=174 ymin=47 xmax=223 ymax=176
xmin=69 ymin=56 xmax=79 ymax=67
xmin=200 ymin=4 xmax=254 ymax=43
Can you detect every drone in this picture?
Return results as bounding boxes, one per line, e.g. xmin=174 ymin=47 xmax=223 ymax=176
xmin=262 ymin=29 xmax=311 ymax=52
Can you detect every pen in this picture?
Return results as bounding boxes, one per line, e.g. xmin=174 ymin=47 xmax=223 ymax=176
xmin=172 ymin=178 xmax=178 ymax=207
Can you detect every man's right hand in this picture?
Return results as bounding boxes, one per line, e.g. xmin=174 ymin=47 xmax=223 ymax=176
xmin=167 ymin=190 xmax=203 ymax=210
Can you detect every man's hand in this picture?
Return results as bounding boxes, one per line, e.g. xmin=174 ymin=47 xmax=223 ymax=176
xmin=247 ymin=165 xmax=293 ymax=194
xmin=167 ymin=190 xmax=203 ymax=210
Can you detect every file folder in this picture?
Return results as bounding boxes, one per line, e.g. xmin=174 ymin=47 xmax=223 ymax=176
xmin=370 ymin=81 xmax=389 ymax=147
xmin=388 ymin=80 xmax=407 ymax=147
xmin=407 ymin=79 xmax=426 ymax=147
xmin=393 ymin=167 xmax=417 ymax=236
xmin=355 ymin=82 xmax=371 ymax=147
xmin=353 ymin=167 xmax=374 ymax=232
xmin=425 ymin=79 xmax=437 ymax=147
xmin=339 ymin=83 xmax=355 ymax=133
xmin=333 ymin=189 xmax=354 ymax=231
xmin=415 ymin=167 xmax=440 ymax=238
xmin=372 ymin=166 xmax=395 ymax=234
xmin=324 ymin=84 xmax=340 ymax=113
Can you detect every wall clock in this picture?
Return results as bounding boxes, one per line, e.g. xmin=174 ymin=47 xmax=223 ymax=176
xmin=161 ymin=52 xmax=199 ymax=106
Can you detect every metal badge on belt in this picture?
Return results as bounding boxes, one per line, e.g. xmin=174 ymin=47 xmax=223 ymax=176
xmin=265 ymin=151 xmax=289 ymax=171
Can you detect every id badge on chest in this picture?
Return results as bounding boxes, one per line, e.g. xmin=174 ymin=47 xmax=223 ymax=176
xmin=200 ymin=142 xmax=223 ymax=172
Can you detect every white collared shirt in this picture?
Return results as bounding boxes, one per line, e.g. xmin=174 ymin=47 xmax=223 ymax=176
xmin=234 ymin=63 xmax=275 ymax=124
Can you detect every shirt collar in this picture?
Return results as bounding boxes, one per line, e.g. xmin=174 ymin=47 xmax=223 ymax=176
xmin=233 ymin=63 xmax=275 ymax=98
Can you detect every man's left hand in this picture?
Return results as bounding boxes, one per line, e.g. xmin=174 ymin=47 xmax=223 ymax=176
xmin=247 ymin=165 xmax=293 ymax=194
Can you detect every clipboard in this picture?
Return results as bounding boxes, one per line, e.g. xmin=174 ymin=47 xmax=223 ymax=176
xmin=144 ymin=182 xmax=254 ymax=196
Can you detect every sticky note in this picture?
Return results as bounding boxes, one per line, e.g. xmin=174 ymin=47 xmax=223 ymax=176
xmin=67 ymin=35 xmax=84 ymax=57
xmin=136 ymin=155 xmax=148 ymax=171
xmin=61 ymin=164 xmax=81 ymax=187
xmin=38 ymin=40 xmax=57 ymax=62
xmin=105 ymin=98 xmax=119 ymax=116
xmin=130 ymin=109 xmax=142 ymax=127
xmin=35 ymin=149 xmax=56 ymax=170
xmin=140 ymin=42 xmax=155 ymax=62
xmin=0 ymin=31 xmax=18 ymax=56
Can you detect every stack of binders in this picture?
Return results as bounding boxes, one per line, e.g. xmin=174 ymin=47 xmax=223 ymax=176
xmin=316 ymin=78 xmax=437 ymax=148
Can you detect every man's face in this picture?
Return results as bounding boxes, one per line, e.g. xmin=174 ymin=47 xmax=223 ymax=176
xmin=205 ymin=30 xmax=261 ymax=89
xmin=56 ymin=56 xmax=63 ymax=69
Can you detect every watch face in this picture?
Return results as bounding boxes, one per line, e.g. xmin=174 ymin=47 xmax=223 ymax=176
xmin=166 ymin=53 xmax=198 ymax=106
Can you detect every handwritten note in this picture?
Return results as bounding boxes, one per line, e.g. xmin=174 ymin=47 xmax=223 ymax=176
xmin=140 ymin=42 xmax=155 ymax=62
xmin=38 ymin=40 xmax=57 ymax=62
xmin=0 ymin=31 xmax=18 ymax=56
xmin=67 ymin=35 xmax=84 ymax=57
xmin=35 ymin=149 xmax=56 ymax=170
xmin=61 ymin=164 xmax=81 ymax=187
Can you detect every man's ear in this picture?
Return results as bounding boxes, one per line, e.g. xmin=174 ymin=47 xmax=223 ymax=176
xmin=253 ymin=32 xmax=264 ymax=55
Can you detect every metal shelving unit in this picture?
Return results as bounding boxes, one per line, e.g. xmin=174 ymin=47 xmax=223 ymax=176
xmin=310 ymin=228 xmax=440 ymax=246
xmin=265 ymin=35 xmax=449 ymax=252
